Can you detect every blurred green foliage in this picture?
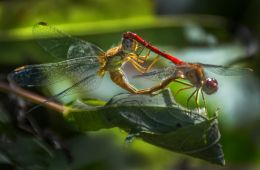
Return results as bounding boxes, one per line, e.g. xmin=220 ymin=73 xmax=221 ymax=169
xmin=0 ymin=0 xmax=153 ymax=29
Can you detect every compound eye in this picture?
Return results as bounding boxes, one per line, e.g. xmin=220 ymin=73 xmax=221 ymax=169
xmin=122 ymin=38 xmax=134 ymax=51
xmin=202 ymin=78 xmax=218 ymax=94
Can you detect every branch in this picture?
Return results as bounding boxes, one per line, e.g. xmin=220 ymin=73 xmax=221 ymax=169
xmin=0 ymin=81 xmax=66 ymax=113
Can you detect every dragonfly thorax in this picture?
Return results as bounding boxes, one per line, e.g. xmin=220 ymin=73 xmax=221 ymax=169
xmin=180 ymin=63 xmax=218 ymax=94
xmin=202 ymin=78 xmax=218 ymax=94
xmin=179 ymin=63 xmax=206 ymax=88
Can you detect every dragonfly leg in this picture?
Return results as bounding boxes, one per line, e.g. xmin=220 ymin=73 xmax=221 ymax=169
xmin=136 ymin=44 xmax=145 ymax=56
xmin=174 ymin=79 xmax=193 ymax=87
xmin=145 ymin=55 xmax=160 ymax=72
xmin=128 ymin=53 xmax=145 ymax=64
xmin=194 ymin=88 xmax=200 ymax=110
xmin=130 ymin=48 xmax=156 ymax=68
xmin=128 ymin=46 xmax=150 ymax=64
xmin=186 ymin=89 xmax=198 ymax=109
xmin=174 ymin=85 xmax=194 ymax=98
xmin=137 ymin=48 xmax=151 ymax=62
xmin=127 ymin=57 xmax=147 ymax=73
xmin=200 ymin=90 xmax=208 ymax=115
xmin=134 ymin=45 xmax=147 ymax=63
xmin=172 ymin=79 xmax=193 ymax=97
xmin=195 ymin=89 xmax=209 ymax=114
xmin=127 ymin=55 xmax=160 ymax=74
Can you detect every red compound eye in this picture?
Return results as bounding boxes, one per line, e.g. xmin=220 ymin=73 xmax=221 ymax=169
xmin=202 ymin=78 xmax=218 ymax=94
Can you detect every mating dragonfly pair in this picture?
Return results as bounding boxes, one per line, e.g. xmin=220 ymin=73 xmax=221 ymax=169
xmin=9 ymin=22 xmax=252 ymax=111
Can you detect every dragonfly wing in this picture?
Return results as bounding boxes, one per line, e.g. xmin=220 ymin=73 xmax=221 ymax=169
xmin=198 ymin=63 xmax=253 ymax=76
xmin=9 ymin=56 xmax=100 ymax=90
xmin=33 ymin=22 xmax=104 ymax=59
xmin=133 ymin=66 xmax=176 ymax=81
xmin=50 ymin=71 xmax=103 ymax=99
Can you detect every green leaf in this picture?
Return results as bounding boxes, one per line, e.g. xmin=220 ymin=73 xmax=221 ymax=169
xmin=140 ymin=118 xmax=224 ymax=166
xmin=66 ymin=89 xmax=224 ymax=165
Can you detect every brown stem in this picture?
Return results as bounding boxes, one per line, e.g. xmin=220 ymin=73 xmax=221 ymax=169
xmin=0 ymin=81 xmax=66 ymax=113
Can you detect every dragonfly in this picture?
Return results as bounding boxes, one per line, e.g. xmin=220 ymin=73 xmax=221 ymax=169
xmin=9 ymin=22 xmax=161 ymax=102
xmin=124 ymin=32 xmax=253 ymax=109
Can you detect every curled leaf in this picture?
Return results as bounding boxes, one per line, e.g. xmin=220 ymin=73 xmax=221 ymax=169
xmin=141 ymin=118 xmax=224 ymax=165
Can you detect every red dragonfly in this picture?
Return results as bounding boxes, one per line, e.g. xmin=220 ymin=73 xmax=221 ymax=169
xmin=124 ymin=32 xmax=253 ymax=109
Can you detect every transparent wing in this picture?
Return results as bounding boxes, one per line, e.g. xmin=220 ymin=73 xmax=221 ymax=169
xmin=9 ymin=56 xmax=101 ymax=93
xmin=133 ymin=66 xmax=176 ymax=81
xmin=198 ymin=63 xmax=253 ymax=76
xmin=33 ymin=22 xmax=104 ymax=59
xmin=49 ymin=71 xmax=102 ymax=99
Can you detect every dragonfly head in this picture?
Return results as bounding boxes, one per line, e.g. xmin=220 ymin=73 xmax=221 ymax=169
xmin=121 ymin=37 xmax=138 ymax=53
xmin=202 ymin=78 xmax=218 ymax=94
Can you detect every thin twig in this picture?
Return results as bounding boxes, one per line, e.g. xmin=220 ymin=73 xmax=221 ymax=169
xmin=0 ymin=81 xmax=66 ymax=113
